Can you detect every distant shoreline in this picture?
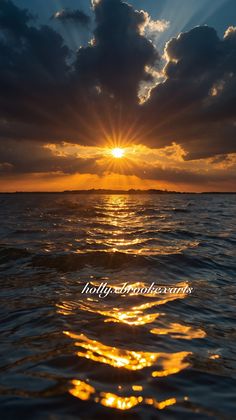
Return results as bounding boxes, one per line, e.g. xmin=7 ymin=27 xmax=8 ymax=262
xmin=0 ymin=189 xmax=235 ymax=195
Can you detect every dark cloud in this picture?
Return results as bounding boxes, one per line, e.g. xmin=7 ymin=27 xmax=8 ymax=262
xmin=0 ymin=0 xmax=236 ymax=183
xmin=0 ymin=0 xmax=34 ymax=35
xmin=0 ymin=1 xmax=70 ymax=111
xmin=93 ymin=157 xmax=236 ymax=186
xmin=142 ymin=25 xmax=236 ymax=159
xmin=0 ymin=140 xmax=98 ymax=175
xmin=0 ymin=0 xmax=86 ymax=144
xmin=75 ymin=0 xmax=158 ymax=102
xmin=0 ymin=0 xmax=156 ymax=145
xmin=52 ymin=9 xmax=90 ymax=27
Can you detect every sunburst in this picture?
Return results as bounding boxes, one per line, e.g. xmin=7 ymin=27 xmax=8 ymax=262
xmin=111 ymin=148 xmax=125 ymax=158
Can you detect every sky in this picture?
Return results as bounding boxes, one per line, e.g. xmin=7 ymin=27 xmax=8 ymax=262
xmin=0 ymin=0 xmax=236 ymax=192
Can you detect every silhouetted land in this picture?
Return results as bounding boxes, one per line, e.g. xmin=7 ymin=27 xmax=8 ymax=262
xmin=0 ymin=189 xmax=235 ymax=194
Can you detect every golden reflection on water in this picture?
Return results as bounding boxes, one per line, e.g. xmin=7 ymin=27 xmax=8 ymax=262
xmin=68 ymin=380 xmax=177 ymax=411
xmin=151 ymin=351 xmax=191 ymax=377
xmin=57 ymin=277 xmax=204 ymax=411
xmin=150 ymin=323 xmax=206 ymax=340
xmin=132 ymin=385 xmax=143 ymax=391
xmin=57 ymin=299 xmax=159 ymax=326
xmin=64 ymin=331 xmax=158 ymax=370
xmin=69 ymin=380 xmax=95 ymax=400
xmin=57 ymin=281 xmax=191 ymax=326
xmin=87 ymin=194 xmax=199 ymax=256
xmin=100 ymin=393 xmax=142 ymax=410
xmin=60 ymin=196 xmax=206 ymax=412
xmin=145 ymin=397 xmax=177 ymax=410
xmin=209 ymin=354 xmax=220 ymax=360
xmin=64 ymin=331 xmax=192 ymax=374
xmin=105 ymin=310 xmax=159 ymax=326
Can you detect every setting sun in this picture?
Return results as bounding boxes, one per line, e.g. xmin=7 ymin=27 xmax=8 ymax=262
xmin=111 ymin=148 xmax=125 ymax=159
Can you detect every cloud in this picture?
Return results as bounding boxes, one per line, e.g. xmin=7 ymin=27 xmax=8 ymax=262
xmin=146 ymin=19 xmax=170 ymax=34
xmin=0 ymin=0 xmax=158 ymax=146
xmin=123 ymin=161 xmax=236 ymax=185
xmin=75 ymin=0 xmax=159 ymax=103
xmin=1 ymin=139 xmax=236 ymax=190
xmin=0 ymin=140 xmax=98 ymax=175
xmin=52 ymin=9 xmax=91 ymax=27
xmin=0 ymin=140 xmax=236 ymax=190
xmin=0 ymin=0 xmax=34 ymax=34
xmin=141 ymin=25 xmax=236 ymax=159
xmin=141 ymin=12 xmax=170 ymax=44
xmin=0 ymin=0 xmax=236 ymax=190
xmin=0 ymin=2 xmax=70 ymax=104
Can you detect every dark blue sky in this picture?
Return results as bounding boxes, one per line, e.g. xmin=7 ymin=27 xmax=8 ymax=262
xmin=17 ymin=0 xmax=236 ymax=50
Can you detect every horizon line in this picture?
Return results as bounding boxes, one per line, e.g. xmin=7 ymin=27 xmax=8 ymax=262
xmin=0 ymin=189 xmax=236 ymax=194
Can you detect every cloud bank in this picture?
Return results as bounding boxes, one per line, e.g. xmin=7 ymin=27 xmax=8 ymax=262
xmin=0 ymin=0 xmax=236 ymax=188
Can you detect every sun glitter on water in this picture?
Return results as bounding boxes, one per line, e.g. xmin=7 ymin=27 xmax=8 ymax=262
xmin=111 ymin=148 xmax=125 ymax=158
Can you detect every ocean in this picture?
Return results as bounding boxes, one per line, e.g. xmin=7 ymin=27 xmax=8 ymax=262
xmin=0 ymin=193 xmax=235 ymax=419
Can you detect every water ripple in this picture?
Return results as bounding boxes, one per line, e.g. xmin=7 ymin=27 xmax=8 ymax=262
xmin=0 ymin=193 xmax=236 ymax=419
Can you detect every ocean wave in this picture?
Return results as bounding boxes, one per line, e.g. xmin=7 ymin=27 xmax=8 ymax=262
xmin=0 ymin=246 xmax=31 ymax=265
xmin=32 ymin=251 xmax=148 ymax=271
xmin=0 ymin=193 xmax=235 ymax=419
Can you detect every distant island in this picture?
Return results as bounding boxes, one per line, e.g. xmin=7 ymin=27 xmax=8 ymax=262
xmin=63 ymin=189 xmax=185 ymax=194
xmin=1 ymin=189 xmax=236 ymax=194
xmin=1 ymin=189 xmax=184 ymax=194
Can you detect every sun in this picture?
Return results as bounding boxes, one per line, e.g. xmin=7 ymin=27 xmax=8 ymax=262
xmin=111 ymin=148 xmax=125 ymax=158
